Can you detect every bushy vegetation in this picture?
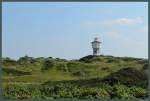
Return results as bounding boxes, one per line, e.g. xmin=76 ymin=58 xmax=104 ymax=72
xmin=42 ymin=59 xmax=56 ymax=71
xmin=2 ymin=55 xmax=148 ymax=99
xmin=3 ymin=83 xmax=148 ymax=99
xmin=102 ymin=68 xmax=148 ymax=88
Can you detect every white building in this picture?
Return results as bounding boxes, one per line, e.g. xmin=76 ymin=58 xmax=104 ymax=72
xmin=91 ymin=37 xmax=101 ymax=56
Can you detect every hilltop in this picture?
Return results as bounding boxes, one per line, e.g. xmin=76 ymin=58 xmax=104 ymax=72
xmin=2 ymin=55 xmax=147 ymax=83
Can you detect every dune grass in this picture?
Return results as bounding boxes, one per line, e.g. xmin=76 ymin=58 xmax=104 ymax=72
xmin=1 ymin=55 xmax=148 ymax=99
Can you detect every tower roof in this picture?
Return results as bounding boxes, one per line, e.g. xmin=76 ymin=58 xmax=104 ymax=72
xmin=94 ymin=37 xmax=98 ymax=41
xmin=91 ymin=37 xmax=101 ymax=43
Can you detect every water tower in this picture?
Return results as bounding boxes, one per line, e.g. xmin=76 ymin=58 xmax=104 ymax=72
xmin=91 ymin=37 xmax=101 ymax=56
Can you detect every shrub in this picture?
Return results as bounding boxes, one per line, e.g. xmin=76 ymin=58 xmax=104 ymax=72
xmin=102 ymin=67 xmax=148 ymax=87
xmin=129 ymin=86 xmax=148 ymax=98
xmin=106 ymin=58 xmax=119 ymax=63
xmin=111 ymin=85 xmax=135 ymax=99
xmin=101 ymin=67 xmax=109 ymax=71
xmin=142 ymin=63 xmax=148 ymax=70
xmin=3 ymin=84 xmax=41 ymax=99
xmin=17 ymin=56 xmax=34 ymax=64
xmin=2 ymin=83 xmax=148 ymax=99
xmin=72 ymin=71 xmax=86 ymax=77
xmin=2 ymin=57 xmax=17 ymax=66
xmin=56 ymin=63 xmax=68 ymax=72
xmin=111 ymin=85 xmax=148 ymax=99
xmin=121 ymin=57 xmax=135 ymax=62
xmin=42 ymin=59 xmax=55 ymax=71
xmin=79 ymin=55 xmax=96 ymax=63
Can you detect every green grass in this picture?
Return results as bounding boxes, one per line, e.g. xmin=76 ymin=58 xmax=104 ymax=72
xmin=3 ymin=68 xmax=78 ymax=83
xmin=2 ymin=55 xmax=146 ymax=83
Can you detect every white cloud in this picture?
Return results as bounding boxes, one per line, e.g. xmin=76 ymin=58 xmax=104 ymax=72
xmin=82 ymin=17 xmax=143 ymax=27
xmin=113 ymin=17 xmax=143 ymax=25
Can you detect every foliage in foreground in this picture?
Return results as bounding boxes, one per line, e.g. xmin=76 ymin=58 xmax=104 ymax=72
xmin=2 ymin=83 xmax=148 ymax=99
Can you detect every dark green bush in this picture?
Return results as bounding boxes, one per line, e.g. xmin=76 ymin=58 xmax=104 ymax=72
xmin=42 ymin=59 xmax=55 ymax=71
xmin=17 ymin=55 xmax=34 ymax=64
xmin=101 ymin=67 xmax=109 ymax=71
xmin=2 ymin=57 xmax=17 ymax=66
xmin=121 ymin=57 xmax=135 ymax=62
xmin=106 ymin=58 xmax=119 ymax=63
xmin=142 ymin=63 xmax=148 ymax=70
xmin=102 ymin=67 xmax=148 ymax=87
xmin=72 ymin=71 xmax=86 ymax=77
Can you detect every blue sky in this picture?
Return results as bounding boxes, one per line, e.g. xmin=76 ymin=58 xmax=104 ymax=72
xmin=2 ymin=2 xmax=148 ymax=60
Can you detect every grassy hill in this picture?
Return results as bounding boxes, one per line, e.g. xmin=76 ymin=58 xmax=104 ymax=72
xmin=2 ymin=55 xmax=148 ymax=99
